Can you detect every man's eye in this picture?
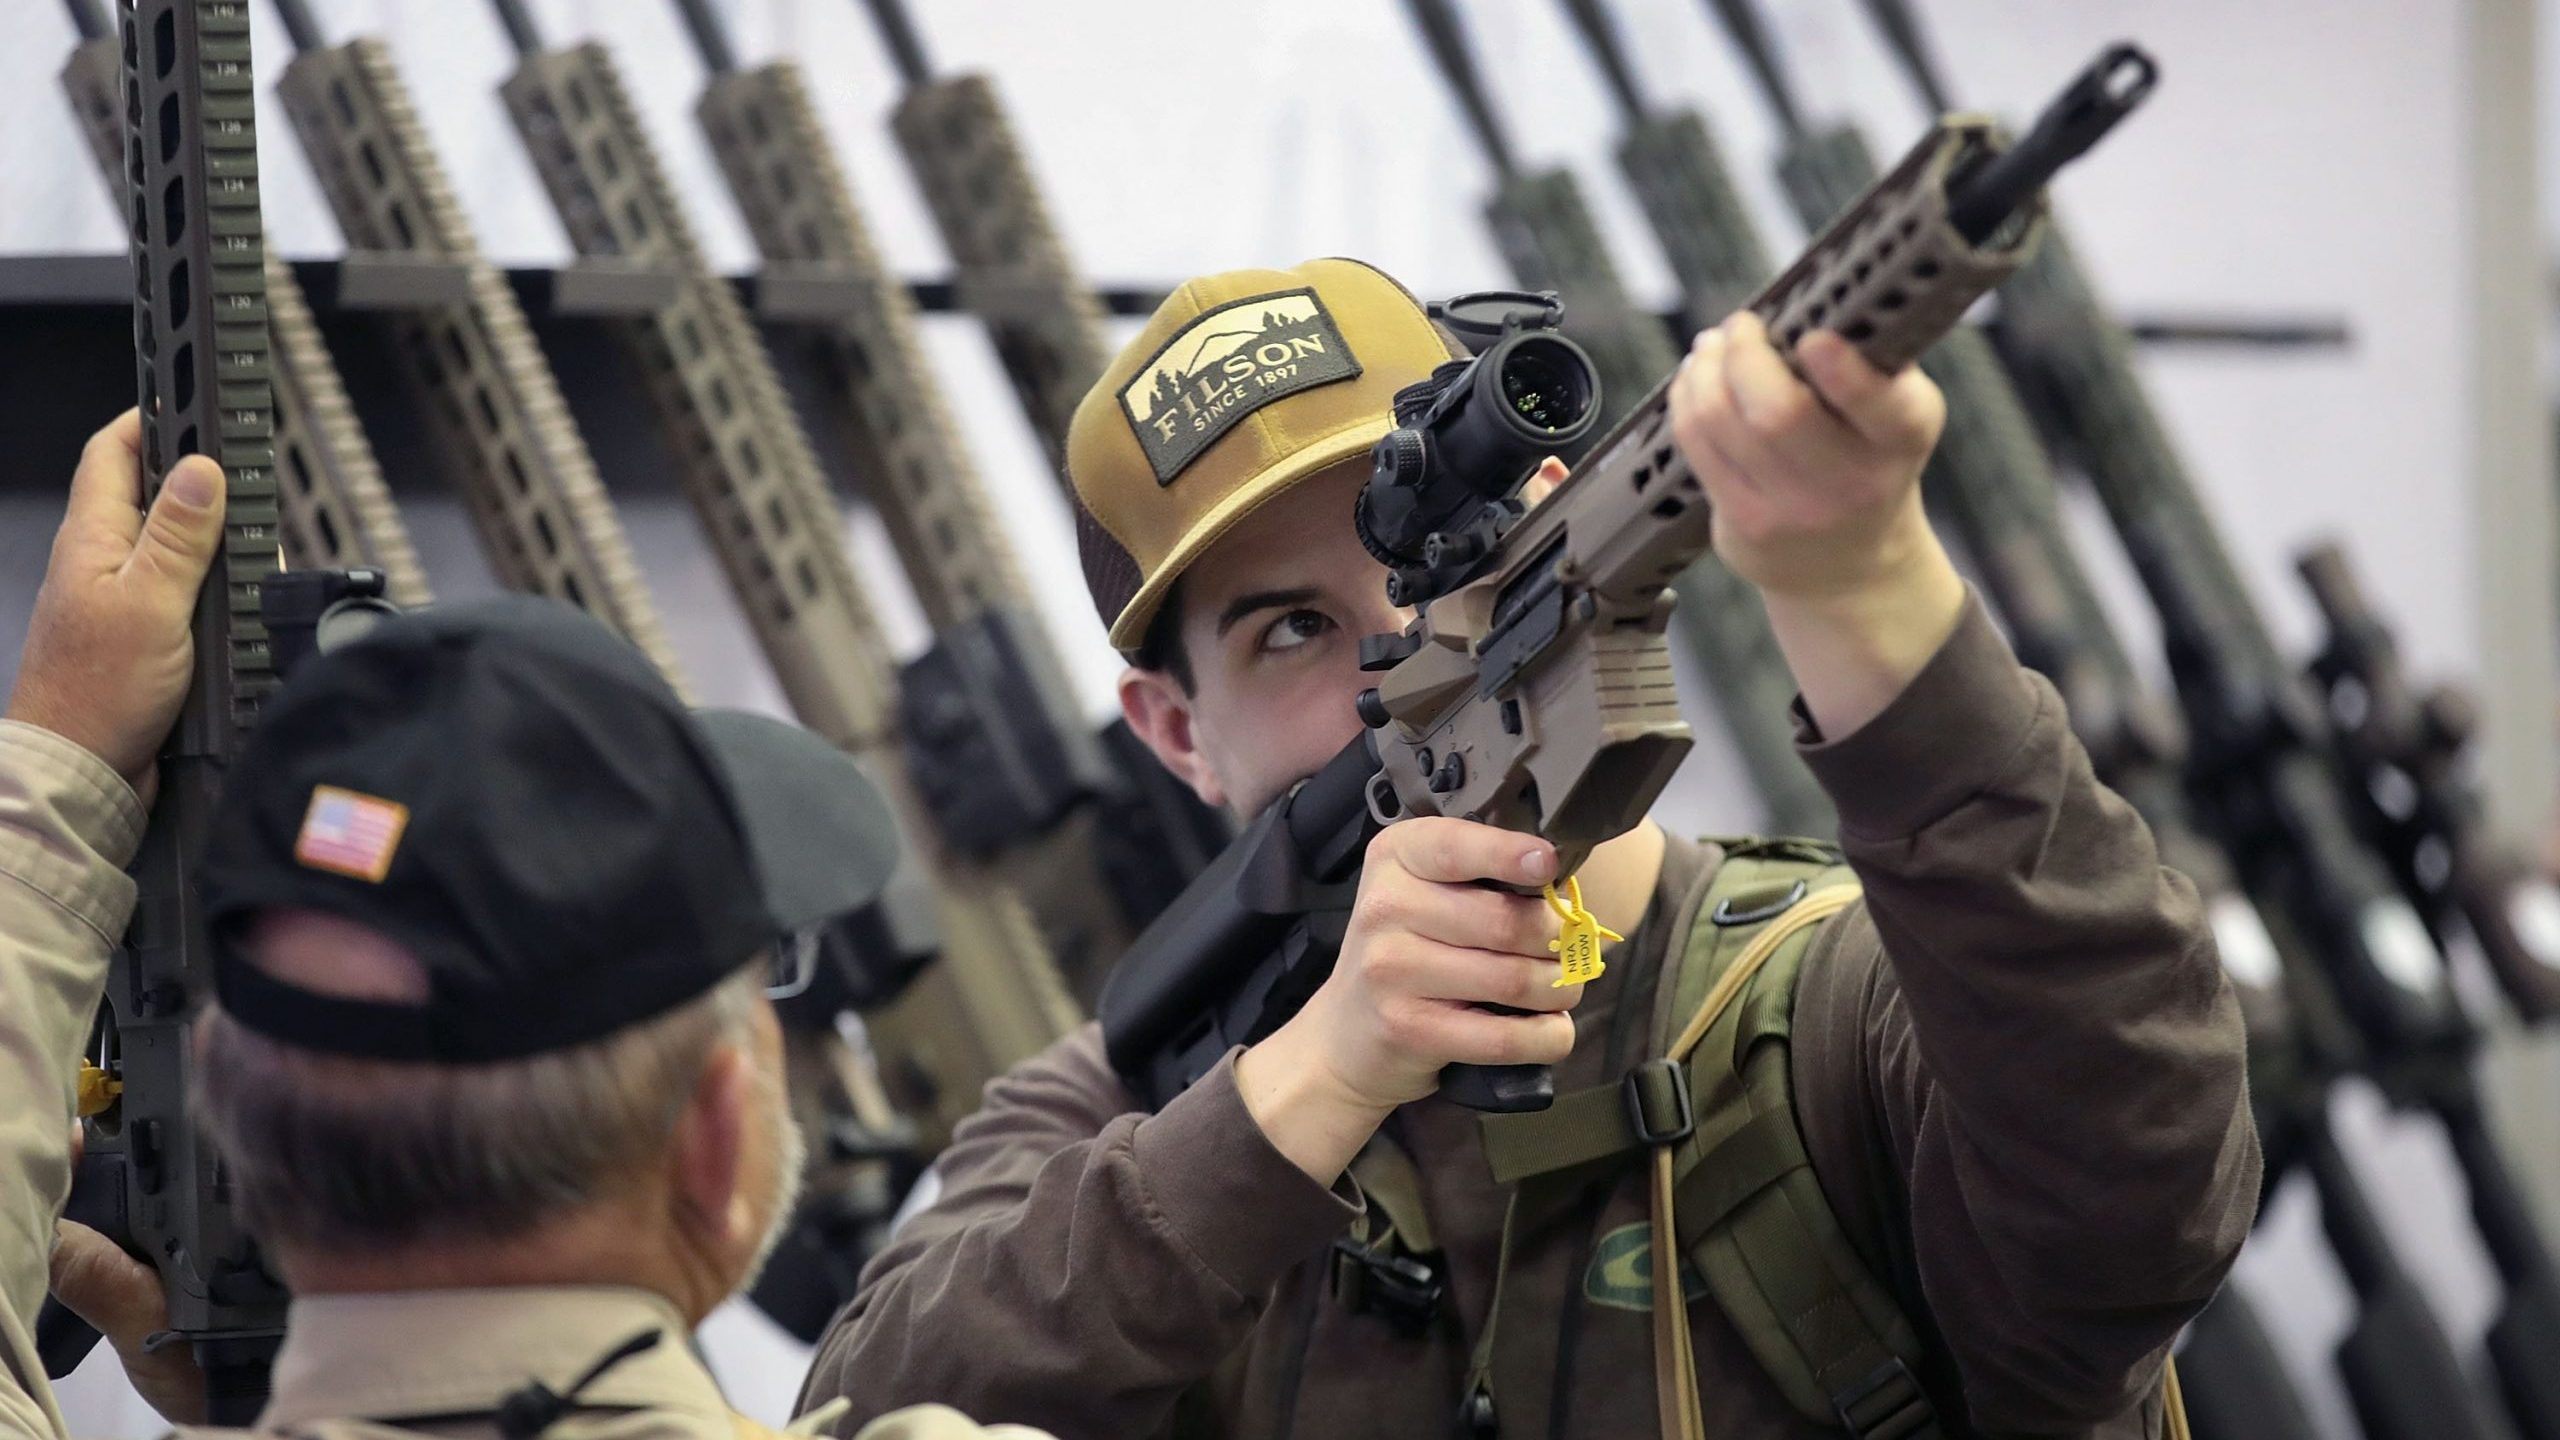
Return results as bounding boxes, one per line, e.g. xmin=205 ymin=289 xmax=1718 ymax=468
xmin=1258 ymin=610 xmax=1334 ymax=653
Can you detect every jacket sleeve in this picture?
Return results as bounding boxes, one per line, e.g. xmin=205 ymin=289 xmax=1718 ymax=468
xmin=0 ymin=721 xmax=148 ymax=1440
xmin=800 ymin=1026 xmax=1358 ymax=1440
xmin=1787 ymin=596 xmax=2262 ymax=1433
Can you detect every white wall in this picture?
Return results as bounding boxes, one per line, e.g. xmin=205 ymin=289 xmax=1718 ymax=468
xmin=0 ymin=0 xmax=2508 ymax=749
xmin=7 ymin=2 xmax=2556 ymax=1436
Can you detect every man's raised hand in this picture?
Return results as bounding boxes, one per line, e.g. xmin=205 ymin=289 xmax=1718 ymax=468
xmin=6 ymin=411 xmax=228 ymax=799
xmin=1668 ymin=313 xmax=1968 ymax=738
xmin=1669 ymin=312 xmax=1947 ymax=606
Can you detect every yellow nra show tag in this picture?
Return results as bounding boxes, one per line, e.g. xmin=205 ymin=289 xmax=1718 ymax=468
xmin=1544 ymin=876 xmax=1623 ymax=987
xmin=76 ymin=1061 xmax=121 ymax=1118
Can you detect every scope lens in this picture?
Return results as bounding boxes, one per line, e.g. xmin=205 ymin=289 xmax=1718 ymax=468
xmin=1498 ymin=341 xmax=1593 ymax=434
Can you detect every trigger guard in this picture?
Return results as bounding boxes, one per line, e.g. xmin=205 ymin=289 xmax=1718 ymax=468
xmin=1364 ymin=768 xmax=1408 ymax=829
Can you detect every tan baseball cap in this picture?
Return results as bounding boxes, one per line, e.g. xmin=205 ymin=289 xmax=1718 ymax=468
xmin=1069 ymin=258 xmax=1459 ymax=651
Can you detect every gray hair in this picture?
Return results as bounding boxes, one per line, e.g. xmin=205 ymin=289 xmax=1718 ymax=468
xmin=195 ymin=963 xmax=769 ymax=1252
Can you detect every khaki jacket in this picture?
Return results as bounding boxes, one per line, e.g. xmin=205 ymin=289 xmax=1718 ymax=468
xmin=803 ymin=599 xmax=2264 ymax=1439
xmin=0 ymin=720 xmax=1043 ymax=1440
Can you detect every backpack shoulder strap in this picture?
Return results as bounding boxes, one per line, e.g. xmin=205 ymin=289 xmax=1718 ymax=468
xmin=1479 ymin=838 xmax=2191 ymax=1440
xmin=1476 ymin=837 xmax=1848 ymax=1189
xmin=1479 ymin=838 xmax=1935 ymax=1439
xmin=1650 ymin=845 xmax=1939 ymax=1440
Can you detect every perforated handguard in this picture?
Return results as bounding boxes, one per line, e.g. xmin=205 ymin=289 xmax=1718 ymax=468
xmin=64 ymin=32 xmax=430 ymax=605
xmin=1750 ymin=115 xmax=2042 ymax=374
xmin=273 ymin=39 xmax=681 ymax=680
xmin=890 ymin=73 xmax=1112 ymax=484
xmin=696 ymin=61 xmax=1027 ymax=630
xmin=498 ymin=41 xmax=1079 ymax=1147
xmin=66 ymin=0 xmax=290 ymax=1411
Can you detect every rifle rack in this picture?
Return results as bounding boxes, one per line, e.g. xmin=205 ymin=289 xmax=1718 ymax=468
xmin=0 ymin=249 xmax=2353 ymax=508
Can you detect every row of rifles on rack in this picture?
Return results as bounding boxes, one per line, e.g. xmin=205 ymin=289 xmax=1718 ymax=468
xmin=37 ymin=2 xmax=2560 ymax=1437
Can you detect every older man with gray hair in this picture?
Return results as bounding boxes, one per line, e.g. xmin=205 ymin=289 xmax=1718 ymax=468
xmin=5 ymin=412 xmax=1045 ymax=1440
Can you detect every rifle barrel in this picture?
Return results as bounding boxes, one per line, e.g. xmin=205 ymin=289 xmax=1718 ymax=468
xmin=672 ymin=0 xmax=737 ymax=74
xmin=1858 ymin=0 xmax=1955 ymax=114
xmin=1700 ymin=0 xmax=1803 ymax=137
xmin=862 ymin=0 xmax=933 ymax=87
xmin=488 ymin=0 xmax=544 ymax=58
xmin=1557 ymin=0 xmax=1649 ymax=122
xmin=61 ymin=0 xmax=107 ymax=43
xmin=1945 ymin=45 xmax=2155 ymax=244
xmin=270 ymin=0 xmax=323 ymax=54
xmin=1404 ymin=0 xmax=1518 ymax=177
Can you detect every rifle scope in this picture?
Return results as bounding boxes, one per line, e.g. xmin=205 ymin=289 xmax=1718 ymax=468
xmin=1356 ymin=291 xmax=1597 ymax=603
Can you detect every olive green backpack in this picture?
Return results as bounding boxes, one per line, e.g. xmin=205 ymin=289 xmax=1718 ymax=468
xmin=1342 ymin=837 xmax=2188 ymax=1440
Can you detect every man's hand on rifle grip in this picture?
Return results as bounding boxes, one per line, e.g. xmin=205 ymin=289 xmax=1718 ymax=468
xmin=48 ymin=1125 xmax=209 ymax=1424
xmin=49 ymin=1219 xmax=208 ymax=1424
xmin=1672 ymin=314 xmax=1966 ymax=739
xmin=6 ymin=410 xmax=228 ymax=803
xmin=1236 ymin=820 xmax=1575 ymax=1185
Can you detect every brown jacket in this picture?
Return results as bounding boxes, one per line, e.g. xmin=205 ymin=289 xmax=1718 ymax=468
xmin=803 ymin=599 xmax=2262 ymax=1439
xmin=0 ymin=720 xmax=1042 ymax=1440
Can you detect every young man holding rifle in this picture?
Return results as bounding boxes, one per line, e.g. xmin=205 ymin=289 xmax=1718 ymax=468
xmin=803 ymin=257 xmax=2258 ymax=1440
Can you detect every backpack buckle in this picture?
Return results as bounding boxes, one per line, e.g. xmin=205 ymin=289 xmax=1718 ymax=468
xmin=1622 ymin=1058 xmax=1695 ymax=1146
xmin=1329 ymin=1234 xmax=1444 ymax=1335
xmin=1831 ymin=1356 xmax=1935 ymax=1440
xmin=1711 ymin=878 xmax=1809 ymax=927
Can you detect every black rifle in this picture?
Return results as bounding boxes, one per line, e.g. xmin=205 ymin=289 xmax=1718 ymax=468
xmin=1106 ymin=48 xmax=2152 ymax=1116
xmin=266 ymin=0 xmax=683 ymax=679
xmin=2295 ymin=542 xmax=2560 ymax=1433
xmin=1846 ymin=2 xmax=2560 ymax=1436
xmin=473 ymin=0 xmax=1082 ymax=1158
xmin=1401 ymin=0 xmax=1833 ymax=841
xmin=2297 ymin=543 xmax=2560 ymax=1022
xmin=39 ymin=0 xmax=289 ymax=1419
xmin=58 ymin=0 xmax=431 ymax=607
xmin=666 ymin=0 xmax=1226 ymax=1007
xmin=855 ymin=0 xmax=1111 ymax=491
xmin=2175 ymin=1285 xmax=2328 ymax=1440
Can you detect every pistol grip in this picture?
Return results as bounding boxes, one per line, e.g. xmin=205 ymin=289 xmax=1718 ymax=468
xmin=36 ymin=1299 xmax=104 ymax=1380
xmin=43 ymin=1145 xmax=134 ymax=1376
xmin=1439 ymin=1062 xmax=1554 ymax=1113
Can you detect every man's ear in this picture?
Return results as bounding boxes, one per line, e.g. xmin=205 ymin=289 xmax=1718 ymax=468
xmin=1118 ymin=664 xmax=1227 ymax=810
xmin=668 ymin=1042 xmax=752 ymax=1254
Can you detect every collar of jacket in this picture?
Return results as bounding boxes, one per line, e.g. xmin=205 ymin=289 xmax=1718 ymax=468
xmin=259 ymin=1285 xmax=729 ymax=1431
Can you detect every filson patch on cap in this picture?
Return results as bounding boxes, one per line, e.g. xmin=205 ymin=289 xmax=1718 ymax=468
xmin=1117 ymin=287 xmax=1362 ymax=484
xmin=293 ymin=785 xmax=411 ymax=883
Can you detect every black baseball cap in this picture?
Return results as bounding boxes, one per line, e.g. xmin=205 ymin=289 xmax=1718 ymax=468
xmin=201 ymin=595 xmax=902 ymax=1063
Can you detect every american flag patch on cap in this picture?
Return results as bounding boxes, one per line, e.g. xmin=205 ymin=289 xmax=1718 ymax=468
xmin=294 ymin=785 xmax=411 ymax=883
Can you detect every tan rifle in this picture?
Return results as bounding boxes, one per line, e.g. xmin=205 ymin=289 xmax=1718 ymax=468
xmin=474 ymin=0 xmax=1079 ymax=1153
xmin=856 ymin=0 xmax=1111 ymax=490
xmin=664 ymin=0 xmax=1146 ymax=1005
xmin=267 ymin=0 xmax=683 ymax=683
